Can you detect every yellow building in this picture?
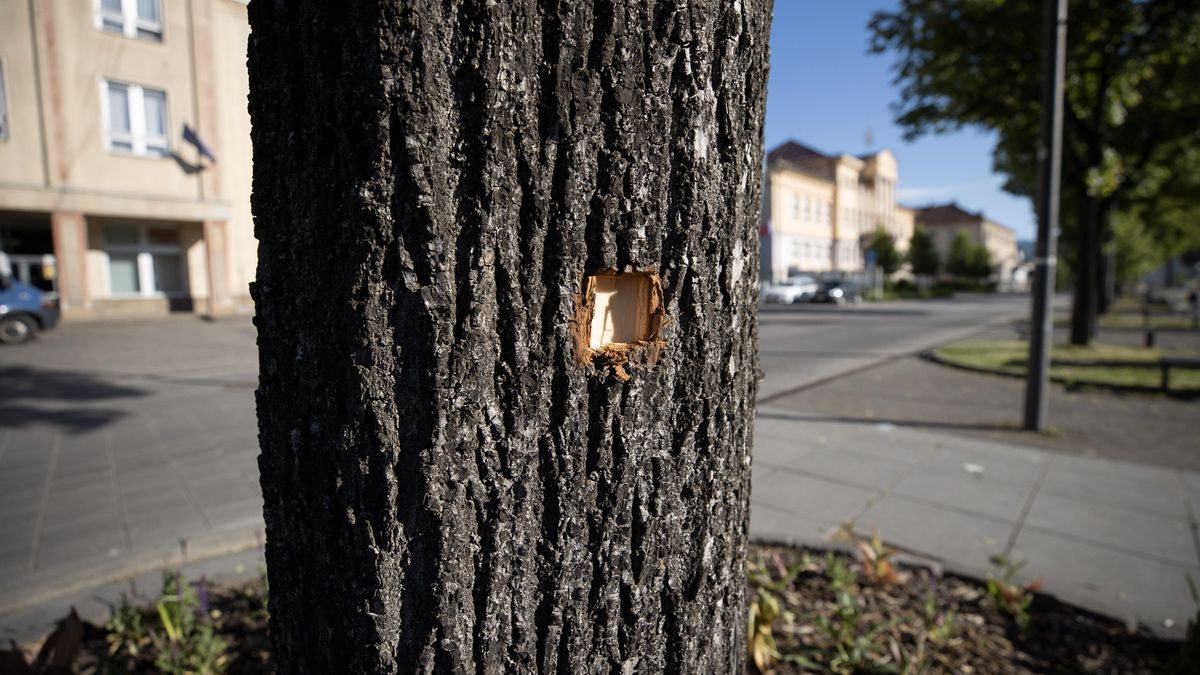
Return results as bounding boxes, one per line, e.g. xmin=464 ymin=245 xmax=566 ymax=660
xmin=894 ymin=205 xmax=914 ymax=255
xmin=761 ymin=140 xmax=904 ymax=282
xmin=0 ymin=0 xmax=253 ymax=319
xmin=914 ymin=202 xmax=1019 ymax=284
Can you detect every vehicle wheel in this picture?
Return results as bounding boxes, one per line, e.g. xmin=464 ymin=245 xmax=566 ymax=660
xmin=0 ymin=315 xmax=36 ymax=345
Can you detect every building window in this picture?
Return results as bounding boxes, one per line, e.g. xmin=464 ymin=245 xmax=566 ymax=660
xmin=791 ymin=194 xmax=801 ymax=221
xmin=103 ymin=224 xmax=186 ymax=297
xmin=0 ymin=58 xmax=8 ymax=140
xmin=96 ymin=0 xmax=163 ymax=41
xmin=103 ymin=80 xmax=169 ymax=156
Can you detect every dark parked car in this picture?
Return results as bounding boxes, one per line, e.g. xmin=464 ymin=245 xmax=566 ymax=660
xmin=813 ymin=279 xmax=861 ymax=305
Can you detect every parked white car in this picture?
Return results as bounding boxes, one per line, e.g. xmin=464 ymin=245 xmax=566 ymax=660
xmin=762 ymin=276 xmax=819 ymax=304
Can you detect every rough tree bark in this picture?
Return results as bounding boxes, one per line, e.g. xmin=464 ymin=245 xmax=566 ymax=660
xmin=248 ymin=1 xmax=770 ymax=672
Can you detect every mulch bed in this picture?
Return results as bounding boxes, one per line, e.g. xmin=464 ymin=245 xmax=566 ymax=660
xmin=3 ymin=543 xmax=1189 ymax=674
xmin=750 ymin=543 xmax=1185 ymax=674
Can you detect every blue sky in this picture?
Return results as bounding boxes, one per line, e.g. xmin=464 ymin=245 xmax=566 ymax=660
xmin=765 ymin=1 xmax=1036 ymax=241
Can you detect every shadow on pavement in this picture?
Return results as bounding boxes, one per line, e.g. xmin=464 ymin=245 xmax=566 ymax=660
xmin=757 ymin=409 xmax=1021 ymax=434
xmin=759 ymin=306 xmax=933 ymax=318
xmin=0 ymin=366 xmax=148 ymax=434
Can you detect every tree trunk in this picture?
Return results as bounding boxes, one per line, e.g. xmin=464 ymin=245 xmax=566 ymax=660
xmin=1098 ymin=209 xmax=1115 ymax=315
xmin=1069 ymin=187 xmax=1099 ymax=346
xmin=247 ymin=1 xmax=770 ymax=672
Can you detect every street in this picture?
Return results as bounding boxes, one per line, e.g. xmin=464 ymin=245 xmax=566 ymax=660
xmin=756 ymin=294 xmax=1027 ymax=398
xmin=2 ymin=295 xmax=1198 ymax=640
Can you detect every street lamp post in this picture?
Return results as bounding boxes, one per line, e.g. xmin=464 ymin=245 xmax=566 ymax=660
xmin=1024 ymin=0 xmax=1068 ymax=431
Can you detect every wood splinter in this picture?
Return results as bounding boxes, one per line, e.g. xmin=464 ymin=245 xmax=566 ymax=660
xmin=573 ymin=270 xmax=667 ymax=380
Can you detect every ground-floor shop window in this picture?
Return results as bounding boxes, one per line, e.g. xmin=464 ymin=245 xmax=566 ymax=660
xmin=103 ymin=224 xmax=186 ymax=297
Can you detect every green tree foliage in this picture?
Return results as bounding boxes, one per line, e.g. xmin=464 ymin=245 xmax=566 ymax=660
xmin=870 ymin=0 xmax=1200 ymax=341
xmin=970 ymin=243 xmax=993 ymax=280
xmin=907 ymin=227 xmax=940 ymax=277
xmin=947 ymin=231 xmax=991 ymax=281
xmin=867 ymin=227 xmax=903 ymax=276
xmin=947 ymin=231 xmax=974 ymax=279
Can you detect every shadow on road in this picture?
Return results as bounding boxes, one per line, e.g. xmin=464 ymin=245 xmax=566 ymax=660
xmin=0 ymin=366 xmax=148 ymax=434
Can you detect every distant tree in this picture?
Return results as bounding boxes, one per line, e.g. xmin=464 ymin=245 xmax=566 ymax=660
xmin=945 ymin=232 xmax=992 ymax=281
xmin=867 ymin=227 xmax=903 ymax=276
xmin=870 ymin=0 xmax=1200 ymax=344
xmin=969 ymin=244 xmax=993 ymax=280
xmin=908 ymin=228 xmax=940 ymax=278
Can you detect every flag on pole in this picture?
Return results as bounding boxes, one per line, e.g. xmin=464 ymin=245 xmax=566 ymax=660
xmin=183 ymin=124 xmax=217 ymax=163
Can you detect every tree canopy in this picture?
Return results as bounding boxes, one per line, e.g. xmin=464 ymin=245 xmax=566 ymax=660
xmin=867 ymin=227 xmax=903 ymax=276
xmin=870 ymin=0 xmax=1200 ymax=335
xmin=870 ymin=0 xmax=1200 ymax=228
xmin=946 ymin=231 xmax=991 ymax=281
xmin=908 ymin=227 xmax=940 ymax=278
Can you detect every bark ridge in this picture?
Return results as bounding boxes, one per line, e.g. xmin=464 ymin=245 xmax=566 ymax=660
xmin=248 ymin=1 xmax=770 ymax=671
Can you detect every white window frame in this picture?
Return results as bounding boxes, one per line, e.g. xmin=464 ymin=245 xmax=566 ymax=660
xmin=102 ymin=224 xmax=186 ymax=298
xmin=100 ymin=79 xmax=169 ymax=157
xmin=0 ymin=57 xmax=8 ymax=141
xmin=94 ymin=0 xmax=163 ymax=41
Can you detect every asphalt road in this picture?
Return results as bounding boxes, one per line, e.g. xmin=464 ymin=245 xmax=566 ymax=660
xmin=756 ymin=294 xmax=1029 ymax=399
xmin=0 ymin=295 xmax=1032 ymax=631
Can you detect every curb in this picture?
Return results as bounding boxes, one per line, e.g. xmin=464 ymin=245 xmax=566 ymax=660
xmin=0 ymin=526 xmax=263 ymax=617
xmin=920 ymin=350 xmax=1200 ymax=399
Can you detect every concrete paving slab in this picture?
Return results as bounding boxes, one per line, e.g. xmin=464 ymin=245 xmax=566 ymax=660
xmin=1037 ymin=457 xmax=1189 ymax=519
xmin=751 ymin=469 xmax=880 ymax=526
xmin=1011 ymin=527 xmax=1200 ymax=637
xmin=47 ymin=467 xmax=112 ymax=492
xmin=752 ymin=434 xmax=821 ymax=470
xmin=889 ymin=465 xmax=1033 ymax=523
xmin=780 ymin=447 xmax=916 ymax=491
xmin=750 ymin=502 xmax=841 ymax=545
xmin=1175 ymin=471 xmax=1200 ymax=519
xmin=0 ymin=545 xmax=266 ymax=645
xmin=916 ymin=441 xmax=1047 ymax=487
xmin=855 ymin=494 xmax=1015 ymax=580
xmin=1023 ymin=491 xmax=1197 ymax=566
xmin=40 ymin=506 xmax=121 ymax=537
xmin=824 ymin=429 xmax=946 ymax=465
xmin=187 ymin=478 xmax=258 ymax=512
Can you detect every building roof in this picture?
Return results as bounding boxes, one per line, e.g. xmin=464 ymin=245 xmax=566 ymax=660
xmin=913 ymin=202 xmax=984 ymax=225
xmin=915 ymin=202 xmax=1017 ymax=237
xmin=767 ymin=140 xmax=829 ymax=164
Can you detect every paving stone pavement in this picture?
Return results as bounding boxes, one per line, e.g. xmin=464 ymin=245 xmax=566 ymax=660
xmin=0 ymin=318 xmax=264 ymax=625
xmin=3 ymin=311 xmax=1197 ymax=644
xmin=751 ymin=404 xmax=1200 ymax=638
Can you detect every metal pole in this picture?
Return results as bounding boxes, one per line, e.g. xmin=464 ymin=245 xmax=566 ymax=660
xmin=1023 ymin=0 xmax=1068 ymax=431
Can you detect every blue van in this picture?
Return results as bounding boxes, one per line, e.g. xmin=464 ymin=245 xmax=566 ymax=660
xmin=0 ymin=256 xmax=59 ymax=344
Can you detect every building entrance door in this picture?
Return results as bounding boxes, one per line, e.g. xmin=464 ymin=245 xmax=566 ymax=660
xmin=0 ymin=212 xmax=56 ymax=292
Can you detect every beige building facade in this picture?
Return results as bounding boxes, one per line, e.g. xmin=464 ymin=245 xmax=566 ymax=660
xmin=760 ymin=140 xmax=906 ymax=283
xmin=914 ymin=202 xmax=1019 ymax=284
xmin=0 ymin=0 xmax=253 ymax=319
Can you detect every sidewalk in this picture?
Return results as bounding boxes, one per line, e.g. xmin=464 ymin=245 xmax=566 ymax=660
xmin=0 ymin=318 xmax=263 ymax=624
xmin=751 ymin=404 xmax=1200 ymax=638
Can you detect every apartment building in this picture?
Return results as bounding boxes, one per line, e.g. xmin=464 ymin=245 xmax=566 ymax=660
xmin=760 ymin=140 xmax=905 ymax=283
xmin=0 ymin=0 xmax=253 ymax=319
xmin=914 ymin=202 xmax=1019 ymax=283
